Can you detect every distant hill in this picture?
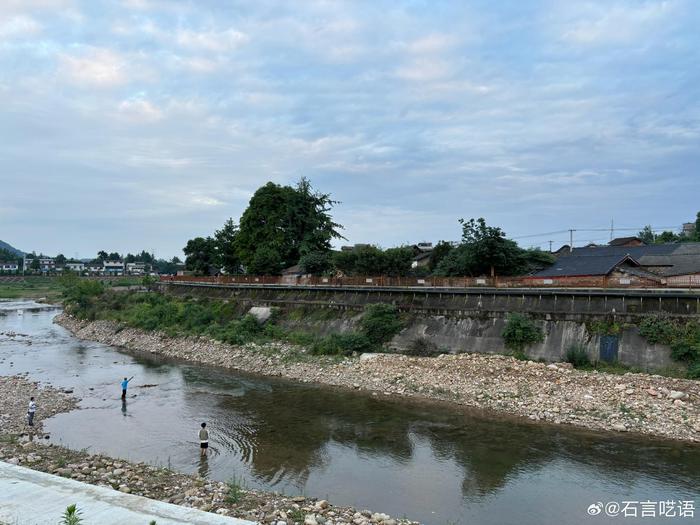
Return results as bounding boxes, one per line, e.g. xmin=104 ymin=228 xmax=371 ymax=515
xmin=0 ymin=240 xmax=24 ymax=256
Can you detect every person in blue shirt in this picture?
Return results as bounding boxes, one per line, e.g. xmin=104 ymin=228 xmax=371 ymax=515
xmin=121 ymin=376 xmax=134 ymax=399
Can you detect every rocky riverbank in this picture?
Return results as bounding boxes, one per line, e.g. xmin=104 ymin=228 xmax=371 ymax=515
xmin=0 ymin=373 xmax=417 ymax=525
xmin=0 ymin=375 xmax=76 ymax=435
xmin=56 ymin=314 xmax=700 ymax=443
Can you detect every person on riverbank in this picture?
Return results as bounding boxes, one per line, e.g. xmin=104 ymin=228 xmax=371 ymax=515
xmin=121 ymin=376 xmax=134 ymax=399
xmin=199 ymin=422 xmax=209 ymax=456
xmin=27 ymin=397 xmax=36 ymax=426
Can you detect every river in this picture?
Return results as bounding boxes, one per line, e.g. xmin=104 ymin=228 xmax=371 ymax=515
xmin=0 ymin=300 xmax=698 ymax=525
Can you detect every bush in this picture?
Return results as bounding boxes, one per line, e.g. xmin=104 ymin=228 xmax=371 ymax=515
xmin=638 ymin=316 xmax=677 ymax=345
xmin=670 ymin=339 xmax=700 ymax=363
xmin=565 ymin=344 xmax=591 ymax=368
xmin=359 ymin=304 xmax=403 ymax=346
xmin=687 ymin=361 xmax=700 ymax=379
xmin=311 ymin=333 xmax=373 ymax=356
xmin=405 ymin=337 xmax=438 ymax=356
xmin=501 ymin=314 xmax=544 ymax=354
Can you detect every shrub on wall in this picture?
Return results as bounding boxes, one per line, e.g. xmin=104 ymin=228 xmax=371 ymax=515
xmin=636 ymin=315 xmax=700 ymax=379
xmin=501 ymin=313 xmax=544 ymax=357
xmin=359 ymin=303 xmax=404 ymax=346
xmin=565 ymin=344 xmax=591 ymax=368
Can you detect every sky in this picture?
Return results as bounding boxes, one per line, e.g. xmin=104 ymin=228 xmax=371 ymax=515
xmin=1 ymin=0 xmax=699 ymax=259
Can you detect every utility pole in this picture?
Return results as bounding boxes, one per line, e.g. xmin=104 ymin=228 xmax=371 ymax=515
xmin=548 ymin=240 xmax=553 ymax=253
xmin=610 ymin=218 xmax=614 ymax=242
xmin=569 ymin=229 xmax=576 ymax=253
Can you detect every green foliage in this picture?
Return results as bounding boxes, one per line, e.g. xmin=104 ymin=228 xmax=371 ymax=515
xmin=434 ymin=217 xmax=537 ymax=277
xmin=638 ymin=225 xmax=656 ymax=244
xmin=359 ymin=303 xmax=403 ymax=345
xmin=428 ymin=240 xmax=453 ymax=272
xmin=247 ymin=245 xmax=283 ymax=275
xmin=587 ymin=320 xmax=623 ymax=336
xmin=332 ymin=245 xmax=414 ymax=276
xmin=60 ymin=504 xmax=83 ymax=525
xmin=298 ymin=250 xmax=333 ymax=275
xmin=236 ymin=178 xmax=343 ymax=272
xmin=183 ymin=236 xmax=218 ymax=275
xmin=670 ymin=339 xmax=700 ymax=363
xmin=406 ymin=337 xmax=438 ymax=356
xmin=501 ymin=314 xmax=544 ymax=354
xmin=215 ymin=218 xmax=242 ymax=275
xmin=310 ymin=333 xmax=373 ymax=356
xmin=687 ymin=361 xmax=700 ymax=379
xmin=565 ymin=344 xmax=591 ymax=368
xmin=638 ymin=316 xmax=677 ymax=345
xmin=61 ymin=279 xmax=105 ymax=318
xmin=225 ymin=476 xmax=245 ymax=504
xmin=636 ymin=315 xmax=700 ymax=378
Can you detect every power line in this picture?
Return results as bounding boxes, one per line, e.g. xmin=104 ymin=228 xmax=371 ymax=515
xmin=511 ymin=225 xmax=681 ymax=240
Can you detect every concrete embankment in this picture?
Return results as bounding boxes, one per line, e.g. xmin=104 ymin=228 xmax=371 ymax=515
xmin=161 ymin=282 xmax=691 ymax=371
xmin=56 ymin=314 xmax=700 ymax=443
xmin=0 ymin=461 xmax=251 ymax=525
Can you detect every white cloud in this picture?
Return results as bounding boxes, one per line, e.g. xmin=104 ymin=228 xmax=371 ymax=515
xmin=559 ymin=1 xmax=677 ymax=46
xmin=0 ymin=15 xmax=42 ymax=38
xmin=396 ymin=58 xmax=454 ymax=82
xmin=403 ymin=34 xmax=458 ymax=54
xmin=176 ymin=28 xmax=249 ymax=52
xmin=58 ymin=48 xmax=128 ymax=87
xmin=118 ymin=98 xmax=163 ymax=123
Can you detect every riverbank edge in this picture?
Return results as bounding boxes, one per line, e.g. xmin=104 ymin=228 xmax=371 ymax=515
xmin=0 ymin=374 xmax=417 ymax=525
xmin=54 ymin=313 xmax=700 ymax=444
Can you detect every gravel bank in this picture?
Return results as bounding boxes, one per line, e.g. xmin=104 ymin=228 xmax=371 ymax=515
xmin=0 ymin=374 xmax=417 ymax=525
xmin=0 ymin=375 xmax=76 ymax=435
xmin=56 ymin=314 xmax=700 ymax=443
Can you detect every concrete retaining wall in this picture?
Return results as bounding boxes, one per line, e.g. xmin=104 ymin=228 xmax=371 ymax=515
xmin=160 ymin=282 xmax=688 ymax=371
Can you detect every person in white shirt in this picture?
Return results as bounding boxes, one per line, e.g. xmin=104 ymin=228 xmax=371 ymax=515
xmin=199 ymin=422 xmax=209 ymax=456
xmin=27 ymin=397 xmax=36 ymax=426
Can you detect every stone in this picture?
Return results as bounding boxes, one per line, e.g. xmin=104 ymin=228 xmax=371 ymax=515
xmin=248 ymin=306 xmax=273 ymax=324
xmin=668 ymin=390 xmax=686 ymax=400
xmin=118 ymin=485 xmax=131 ymax=493
xmin=304 ymin=515 xmax=318 ymax=525
xmin=359 ymin=353 xmax=380 ymax=362
xmin=612 ymin=424 xmax=627 ymax=432
xmin=315 ymin=500 xmax=330 ymax=509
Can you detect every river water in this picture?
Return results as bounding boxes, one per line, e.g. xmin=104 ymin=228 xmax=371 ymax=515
xmin=0 ymin=300 xmax=698 ymax=525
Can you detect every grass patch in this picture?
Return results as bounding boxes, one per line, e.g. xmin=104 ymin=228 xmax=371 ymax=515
xmin=225 ymin=476 xmax=245 ymax=504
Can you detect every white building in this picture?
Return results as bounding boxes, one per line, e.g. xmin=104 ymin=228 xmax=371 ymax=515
xmin=103 ymin=260 xmax=125 ymax=276
xmin=126 ymin=262 xmax=146 ymax=275
xmin=0 ymin=261 xmax=19 ymax=272
xmin=66 ymin=262 xmax=85 ymax=272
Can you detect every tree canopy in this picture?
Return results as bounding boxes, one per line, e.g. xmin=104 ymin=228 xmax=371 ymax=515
xmin=227 ymin=178 xmax=343 ymax=274
xmin=434 ymin=218 xmax=554 ymax=277
xmin=332 ymin=245 xmax=414 ymax=276
xmin=183 ymin=237 xmax=218 ymax=275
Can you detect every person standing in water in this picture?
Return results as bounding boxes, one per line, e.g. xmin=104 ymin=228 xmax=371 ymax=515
xmin=27 ymin=396 xmax=36 ymax=426
xmin=121 ymin=376 xmax=134 ymax=399
xmin=199 ymin=422 xmax=209 ymax=456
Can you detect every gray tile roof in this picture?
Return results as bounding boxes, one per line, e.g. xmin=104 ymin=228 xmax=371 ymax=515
xmin=535 ymin=255 xmax=639 ymax=277
xmin=541 ymin=242 xmax=700 ymax=277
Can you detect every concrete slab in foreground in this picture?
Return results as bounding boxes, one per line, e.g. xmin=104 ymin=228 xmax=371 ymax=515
xmin=0 ymin=461 xmax=255 ymax=525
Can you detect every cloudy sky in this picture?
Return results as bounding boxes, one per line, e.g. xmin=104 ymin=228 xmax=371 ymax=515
xmin=1 ymin=0 xmax=699 ymax=259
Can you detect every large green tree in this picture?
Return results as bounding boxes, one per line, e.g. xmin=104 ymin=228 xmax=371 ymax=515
xmin=331 ymin=245 xmax=414 ymax=276
xmin=183 ymin=237 xmax=218 ymax=275
xmin=434 ymin=218 xmax=546 ymax=277
xmin=235 ymin=178 xmax=343 ymax=273
xmin=214 ymin=218 xmax=242 ymax=274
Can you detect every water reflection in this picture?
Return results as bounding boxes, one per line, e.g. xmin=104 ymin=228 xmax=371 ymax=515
xmin=1 ymin=303 xmax=699 ymax=525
